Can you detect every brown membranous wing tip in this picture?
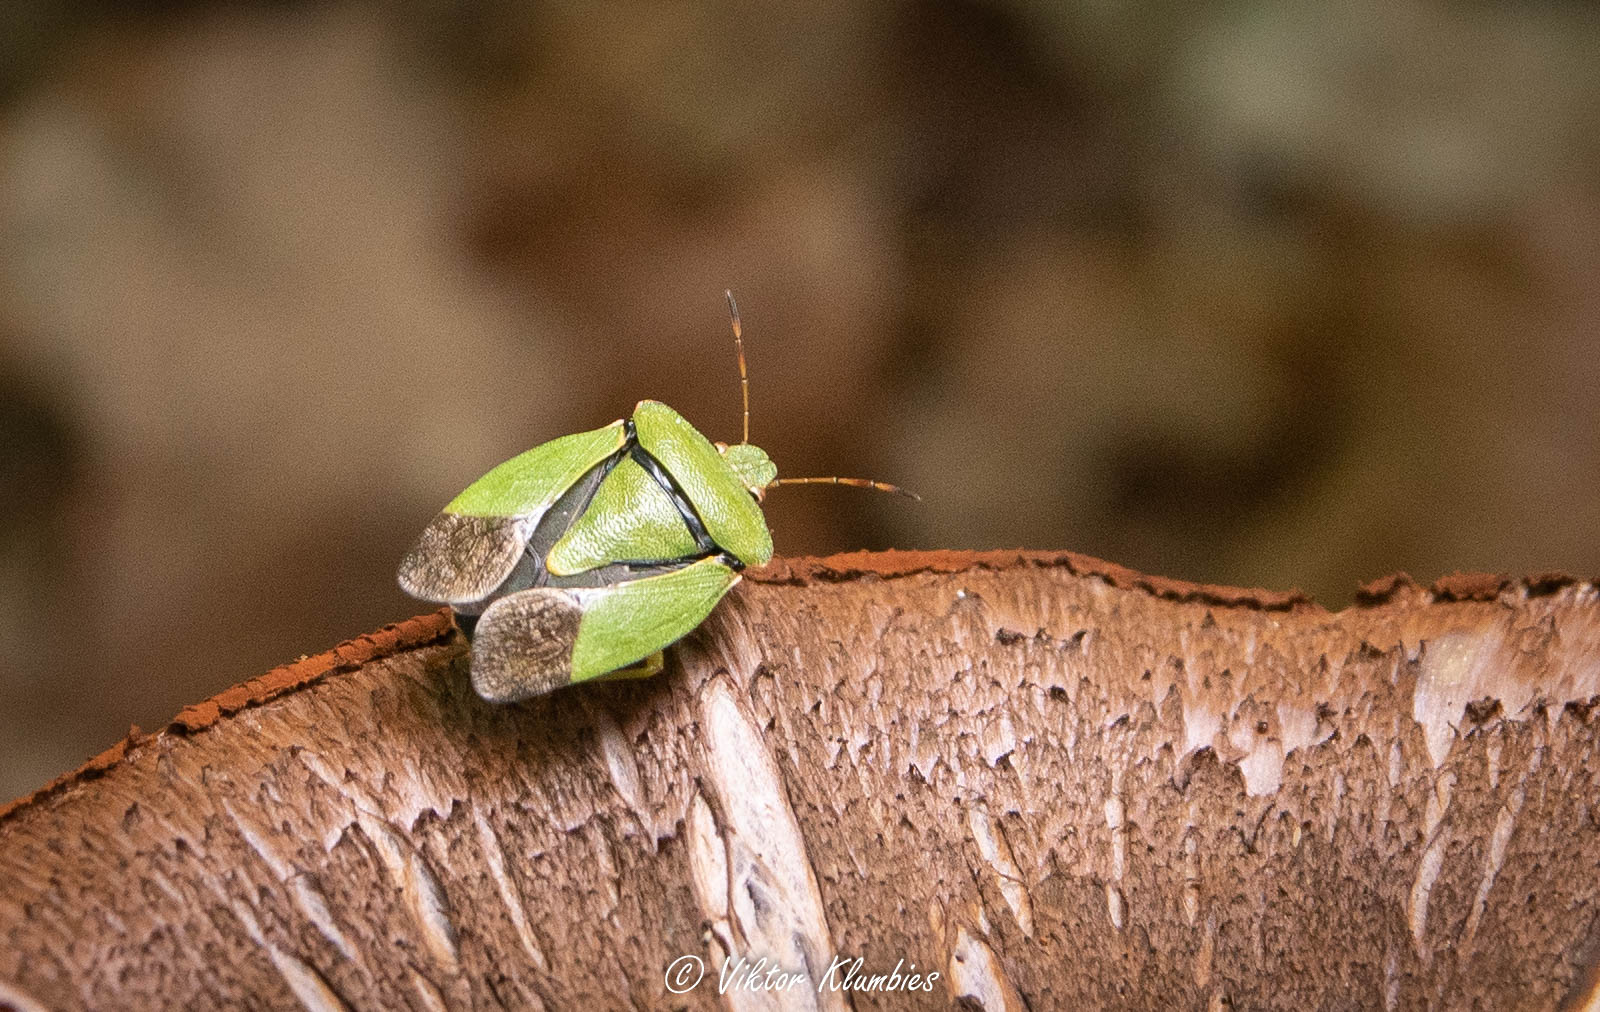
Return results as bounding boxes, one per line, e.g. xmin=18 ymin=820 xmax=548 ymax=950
xmin=469 ymin=587 xmax=583 ymax=702
xmin=398 ymin=513 xmax=527 ymax=606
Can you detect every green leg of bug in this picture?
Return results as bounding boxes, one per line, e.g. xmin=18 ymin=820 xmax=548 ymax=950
xmin=593 ymin=652 xmax=665 ymax=681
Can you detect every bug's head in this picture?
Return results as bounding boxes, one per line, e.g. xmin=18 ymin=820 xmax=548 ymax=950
xmin=719 ymin=442 xmax=778 ymax=501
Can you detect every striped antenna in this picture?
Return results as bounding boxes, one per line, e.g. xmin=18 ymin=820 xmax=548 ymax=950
xmin=769 ymin=476 xmax=922 ymax=501
xmin=725 ymin=290 xmax=750 ymax=445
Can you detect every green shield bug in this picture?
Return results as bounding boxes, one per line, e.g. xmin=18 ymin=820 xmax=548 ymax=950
xmin=398 ymin=292 xmax=915 ymax=702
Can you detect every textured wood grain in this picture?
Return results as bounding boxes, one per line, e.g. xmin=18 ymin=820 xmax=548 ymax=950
xmin=2 ymin=550 xmax=1599 ymax=1010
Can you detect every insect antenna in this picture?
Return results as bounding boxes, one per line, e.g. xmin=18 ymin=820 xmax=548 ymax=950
xmin=721 ymin=291 xmax=920 ymax=502
xmin=725 ymin=289 xmax=750 ymax=445
xmin=769 ymin=476 xmax=922 ymax=501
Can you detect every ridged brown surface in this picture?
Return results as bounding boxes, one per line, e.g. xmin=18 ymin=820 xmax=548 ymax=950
xmin=2 ymin=550 xmax=1599 ymax=1010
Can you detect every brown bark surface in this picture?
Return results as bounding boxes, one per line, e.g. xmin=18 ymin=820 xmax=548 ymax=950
xmin=3 ymin=549 xmax=1599 ymax=1010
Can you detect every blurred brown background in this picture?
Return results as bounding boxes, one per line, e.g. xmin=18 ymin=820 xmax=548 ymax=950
xmin=2 ymin=2 xmax=1598 ymax=801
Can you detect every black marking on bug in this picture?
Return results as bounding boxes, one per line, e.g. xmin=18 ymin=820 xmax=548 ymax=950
xmin=628 ymin=444 xmax=720 ymax=559
xmin=615 ymin=414 xmax=727 ymax=564
xmin=525 ymin=452 xmax=622 ymax=577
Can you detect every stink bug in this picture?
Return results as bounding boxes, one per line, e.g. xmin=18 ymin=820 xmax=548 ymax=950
xmin=397 ymin=293 xmax=914 ymax=702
